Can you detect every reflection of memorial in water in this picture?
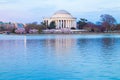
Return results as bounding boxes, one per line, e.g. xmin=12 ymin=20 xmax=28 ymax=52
xmin=45 ymin=36 xmax=76 ymax=55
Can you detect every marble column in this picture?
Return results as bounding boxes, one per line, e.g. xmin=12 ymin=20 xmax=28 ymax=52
xmin=65 ymin=20 xmax=66 ymax=28
xmin=64 ymin=20 xmax=66 ymax=28
xmin=74 ymin=21 xmax=76 ymax=28
xmin=57 ymin=20 xmax=58 ymax=29
xmin=70 ymin=20 xmax=71 ymax=28
xmin=68 ymin=20 xmax=69 ymax=28
xmin=66 ymin=20 xmax=68 ymax=28
xmin=56 ymin=20 xmax=58 ymax=29
xmin=71 ymin=20 xmax=73 ymax=27
xmin=68 ymin=20 xmax=70 ymax=28
xmin=63 ymin=20 xmax=64 ymax=28
xmin=69 ymin=20 xmax=71 ymax=28
xmin=55 ymin=20 xmax=57 ymax=29
xmin=60 ymin=20 xmax=62 ymax=29
xmin=66 ymin=20 xmax=67 ymax=28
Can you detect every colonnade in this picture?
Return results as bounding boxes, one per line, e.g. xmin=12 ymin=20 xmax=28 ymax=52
xmin=44 ymin=19 xmax=76 ymax=29
xmin=55 ymin=19 xmax=76 ymax=29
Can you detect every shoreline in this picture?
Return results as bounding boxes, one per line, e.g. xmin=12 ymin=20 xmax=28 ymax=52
xmin=1 ymin=32 xmax=120 ymax=36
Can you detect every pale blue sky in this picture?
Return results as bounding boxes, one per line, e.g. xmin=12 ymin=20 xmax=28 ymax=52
xmin=0 ymin=0 xmax=120 ymax=23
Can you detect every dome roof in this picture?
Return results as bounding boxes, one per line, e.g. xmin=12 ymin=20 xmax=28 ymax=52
xmin=51 ymin=10 xmax=73 ymax=18
xmin=54 ymin=10 xmax=70 ymax=15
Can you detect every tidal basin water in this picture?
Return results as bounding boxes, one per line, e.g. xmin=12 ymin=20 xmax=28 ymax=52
xmin=0 ymin=34 xmax=120 ymax=80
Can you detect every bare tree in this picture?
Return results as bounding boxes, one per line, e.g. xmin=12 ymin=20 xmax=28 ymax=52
xmin=100 ymin=14 xmax=116 ymax=32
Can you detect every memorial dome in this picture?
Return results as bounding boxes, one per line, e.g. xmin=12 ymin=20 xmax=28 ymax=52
xmin=52 ymin=10 xmax=73 ymax=18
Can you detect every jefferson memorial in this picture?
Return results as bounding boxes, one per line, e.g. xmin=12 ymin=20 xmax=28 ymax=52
xmin=43 ymin=10 xmax=76 ymax=29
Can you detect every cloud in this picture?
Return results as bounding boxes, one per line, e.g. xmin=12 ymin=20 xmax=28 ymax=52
xmin=0 ymin=0 xmax=120 ymax=23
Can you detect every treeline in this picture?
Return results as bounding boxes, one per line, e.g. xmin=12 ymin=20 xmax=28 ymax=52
xmin=25 ymin=22 xmax=47 ymax=34
xmin=77 ymin=14 xmax=120 ymax=32
xmin=1 ymin=14 xmax=120 ymax=34
xmin=24 ymin=14 xmax=120 ymax=34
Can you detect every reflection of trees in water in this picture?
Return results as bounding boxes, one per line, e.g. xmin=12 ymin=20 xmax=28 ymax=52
xmin=76 ymin=38 xmax=101 ymax=59
xmin=77 ymin=39 xmax=88 ymax=48
xmin=102 ymin=38 xmax=115 ymax=48
xmin=101 ymin=38 xmax=116 ymax=54
xmin=100 ymin=38 xmax=118 ymax=63
xmin=76 ymin=38 xmax=118 ymax=60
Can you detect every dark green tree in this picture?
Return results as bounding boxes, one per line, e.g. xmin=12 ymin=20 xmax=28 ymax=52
xmin=48 ymin=21 xmax=56 ymax=29
xmin=40 ymin=21 xmax=48 ymax=29
xmin=77 ymin=18 xmax=88 ymax=29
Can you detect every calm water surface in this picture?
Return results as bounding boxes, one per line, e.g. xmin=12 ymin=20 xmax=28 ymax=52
xmin=0 ymin=34 xmax=120 ymax=80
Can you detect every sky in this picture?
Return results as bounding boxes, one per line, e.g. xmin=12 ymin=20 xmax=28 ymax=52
xmin=0 ymin=0 xmax=120 ymax=23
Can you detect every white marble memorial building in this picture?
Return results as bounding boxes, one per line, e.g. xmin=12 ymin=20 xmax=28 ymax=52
xmin=43 ymin=10 xmax=76 ymax=29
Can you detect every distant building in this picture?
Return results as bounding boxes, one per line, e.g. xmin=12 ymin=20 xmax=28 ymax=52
xmin=14 ymin=23 xmax=26 ymax=34
xmin=0 ymin=21 xmax=15 ymax=30
xmin=14 ymin=23 xmax=26 ymax=29
xmin=0 ymin=21 xmax=26 ymax=33
xmin=43 ymin=10 xmax=76 ymax=29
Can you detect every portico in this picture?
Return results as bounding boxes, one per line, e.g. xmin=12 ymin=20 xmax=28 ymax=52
xmin=43 ymin=10 xmax=76 ymax=29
